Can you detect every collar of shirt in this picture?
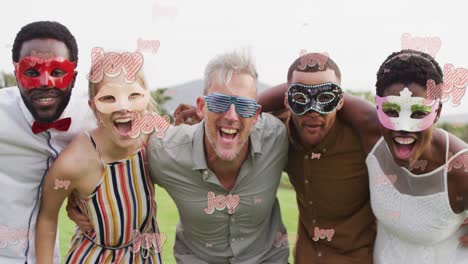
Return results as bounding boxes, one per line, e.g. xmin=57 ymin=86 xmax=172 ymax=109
xmin=191 ymin=119 xmax=264 ymax=171
xmin=16 ymin=88 xmax=96 ymax=136
xmin=18 ymin=91 xmax=74 ymax=131
xmin=19 ymin=94 xmax=36 ymax=128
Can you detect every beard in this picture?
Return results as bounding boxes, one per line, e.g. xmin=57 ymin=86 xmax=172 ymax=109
xmin=20 ymin=88 xmax=73 ymax=123
xmin=204 ymin=114 xmax=252 ymax=162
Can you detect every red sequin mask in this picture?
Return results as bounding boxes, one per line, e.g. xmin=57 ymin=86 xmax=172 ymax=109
xmin=14 ymin=56 xmax=76 ymax=90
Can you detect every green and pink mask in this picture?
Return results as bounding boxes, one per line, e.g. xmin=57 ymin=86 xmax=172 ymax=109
xmin=376 ymin=88 xmax=440 ymax=132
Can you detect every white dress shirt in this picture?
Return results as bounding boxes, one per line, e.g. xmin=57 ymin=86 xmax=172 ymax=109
xmin=0 ymin=87 xmax=95 ymax=264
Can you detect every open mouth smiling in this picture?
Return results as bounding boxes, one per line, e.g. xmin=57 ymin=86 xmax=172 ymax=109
xmin=392 ymin=135 xmax=417 ymax=160
xmin=113 ymin=117 xmax=133 ymax=136
xmin=218 ymin=127 xmax=238 ymax=142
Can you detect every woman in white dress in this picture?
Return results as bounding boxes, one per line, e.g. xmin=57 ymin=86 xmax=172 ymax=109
xmin=345 ymin=49 xmax=468 ymax=263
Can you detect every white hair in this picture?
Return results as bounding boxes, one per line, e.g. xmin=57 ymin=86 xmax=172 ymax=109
xmin=203 ymin=49 xmax=258 ymax=97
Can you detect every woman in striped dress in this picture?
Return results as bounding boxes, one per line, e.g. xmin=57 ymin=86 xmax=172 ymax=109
xmin=35 ymin=65 xmax=165 ymax=263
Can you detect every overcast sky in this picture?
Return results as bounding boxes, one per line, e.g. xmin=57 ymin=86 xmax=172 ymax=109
xmin=1 ymin=0 xmax=467 ymax=115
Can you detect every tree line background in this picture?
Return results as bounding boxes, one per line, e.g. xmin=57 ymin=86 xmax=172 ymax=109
xmin=1 ymin=71 xmax=467 ymax=142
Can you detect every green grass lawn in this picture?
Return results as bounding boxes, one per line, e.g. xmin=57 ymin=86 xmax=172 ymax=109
xmin=58 ymin=174 xmax=298 ymax=263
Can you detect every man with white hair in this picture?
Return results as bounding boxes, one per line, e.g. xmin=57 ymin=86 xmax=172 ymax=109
xmin=147 ymin=50 xmax=290 ymax=263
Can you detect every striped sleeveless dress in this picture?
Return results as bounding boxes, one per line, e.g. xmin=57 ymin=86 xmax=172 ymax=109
xmin=65 ymin=133 xmax=163 ymax=264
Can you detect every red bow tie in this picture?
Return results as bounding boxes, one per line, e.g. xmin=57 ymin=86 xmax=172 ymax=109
xmin=32 ymin=117 xmax=72 ymax=134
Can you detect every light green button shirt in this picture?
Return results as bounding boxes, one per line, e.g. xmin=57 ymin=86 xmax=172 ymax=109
xmin=147 ymin=113 xmax=289 ymax=264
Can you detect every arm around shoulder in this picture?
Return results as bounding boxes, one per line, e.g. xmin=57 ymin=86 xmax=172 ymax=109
xmin=258 ymin=83 xmax=289 ymax=112
xmin=35 ymin=134 xmax=89 ymax=263
xmin=338 ymin=93 xmax=381 ymax=153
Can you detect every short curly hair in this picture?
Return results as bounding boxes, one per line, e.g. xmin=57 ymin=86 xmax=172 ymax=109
xmin=12 ymin=21 xmax=78 ymax=65
xmin=375 ymin=49 xmax=443 ymax=96
xmin=287 ymin=53 xmax=341 ymax=84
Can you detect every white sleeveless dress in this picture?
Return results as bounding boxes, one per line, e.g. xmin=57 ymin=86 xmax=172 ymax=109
xmin=366 ymin=130 xmax=468 ymax=264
